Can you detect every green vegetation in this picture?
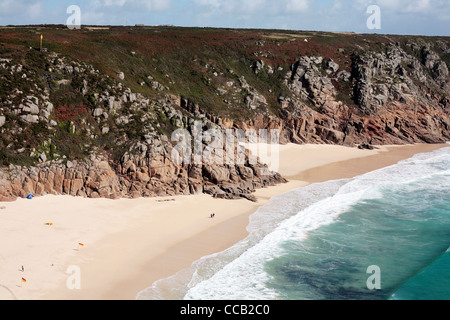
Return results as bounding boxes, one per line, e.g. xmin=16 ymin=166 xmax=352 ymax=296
xmin=0 ymin=26 xmax=448 ymax=166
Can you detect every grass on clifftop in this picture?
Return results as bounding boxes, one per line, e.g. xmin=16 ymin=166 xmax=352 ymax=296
xmin=2 ymin=26 xmax=432 ymax=122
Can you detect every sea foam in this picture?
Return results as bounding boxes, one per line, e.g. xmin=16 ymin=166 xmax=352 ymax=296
xmin=138 ymin=146 xmax=450 ymax=300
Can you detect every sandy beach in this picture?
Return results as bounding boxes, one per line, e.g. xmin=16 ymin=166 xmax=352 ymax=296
xmin=0 ymin=143 xmax=447 ymax=300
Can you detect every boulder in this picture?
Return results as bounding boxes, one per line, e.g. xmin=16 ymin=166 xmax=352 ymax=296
xmin=327 ymin=59 xmax=339 ymax=73
xmin=252 ymin=60 xmax=264 ymax=73
xmin=20 ymin=114 xmax=39 ymax=123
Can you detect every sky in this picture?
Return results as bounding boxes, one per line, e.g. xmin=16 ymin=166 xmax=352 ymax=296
xmin=0 ymin=0 xmax=449 ymax=36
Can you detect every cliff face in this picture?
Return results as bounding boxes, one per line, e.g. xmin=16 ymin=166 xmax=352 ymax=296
xmin=0 ymin=47 xmax=286 ymax=202
xmin=196 ymin=41 xmax=450 ymax=146
xmin=0 ymin=27 xmax=449 ymax=201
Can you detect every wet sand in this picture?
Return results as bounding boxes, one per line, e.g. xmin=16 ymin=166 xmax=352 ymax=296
xmin=0 ymin=143 xmax=446 ymax=300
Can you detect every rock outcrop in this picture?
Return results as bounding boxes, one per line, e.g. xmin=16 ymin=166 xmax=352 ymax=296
xmin=0 ymin=148 xmax=285 ymax=202
xmin=189 ymin=42 xmax=449 ymax=147
xmin=0 ymin=30 xmax=449 ymax=202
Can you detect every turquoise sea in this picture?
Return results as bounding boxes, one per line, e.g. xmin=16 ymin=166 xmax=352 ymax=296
xmin=138 ymin=145 xmax=450 ymax=300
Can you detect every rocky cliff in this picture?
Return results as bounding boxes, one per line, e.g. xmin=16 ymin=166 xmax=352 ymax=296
xmin=0 ymin=27 xmax=448 ymax=202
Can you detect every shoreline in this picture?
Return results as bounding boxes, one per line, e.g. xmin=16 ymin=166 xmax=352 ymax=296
xmin=0 ymin=143 xmax=447 ymax=300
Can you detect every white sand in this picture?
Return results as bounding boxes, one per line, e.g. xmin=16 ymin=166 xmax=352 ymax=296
xmin=0 ymin=143 xmax=446 ymax=300
xmin=0 ymin=193 xmax=267 ymax=300
xmin=275 ymin=143 xmax=389 ymax=177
